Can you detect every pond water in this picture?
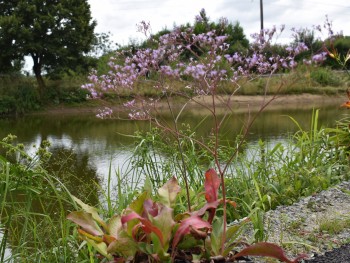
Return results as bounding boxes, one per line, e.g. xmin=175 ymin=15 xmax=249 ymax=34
xmin=0 ymin=104 xmax=347 ymax=190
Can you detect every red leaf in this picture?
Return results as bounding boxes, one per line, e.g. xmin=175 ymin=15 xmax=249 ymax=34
xmin=231 ymin=242 xmax=308 ymax=263
xmin=143 ymin=199 xmax=159 ymax=217
xmin=194 ymin=200 xmax=220 ymax=224
xmin=172 ymin=216 xmax=211 ymax=249
xmin=204 ymin=169 xmax=220 ymax=203
xmin=121 ymin=212 xmax=164 ymax=245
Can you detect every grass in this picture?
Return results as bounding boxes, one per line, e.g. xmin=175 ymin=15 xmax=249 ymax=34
xmin=1 ymin=79 xmax=350 ymax=261
xmin=0 ymin=136 xmax=92 ymax=262
xmin=318 ymin=217 xmax=350 ymax=235
xmin=119 ymin=109 xmax=350 ymax=221
xmin=0 ymin=66 xmax=349 ymax=115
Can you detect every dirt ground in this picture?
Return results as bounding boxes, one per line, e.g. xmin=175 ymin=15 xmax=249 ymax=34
xmin=38 ymin=93 xmax=347 ymax=116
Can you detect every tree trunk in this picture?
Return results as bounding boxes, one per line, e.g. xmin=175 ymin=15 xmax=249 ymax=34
xmin=32 ymin=54 xmax=46 ymax=98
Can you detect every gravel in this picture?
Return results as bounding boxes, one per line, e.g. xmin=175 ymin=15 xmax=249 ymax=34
xmin=239 ymin=181 xmax=350 ymax=262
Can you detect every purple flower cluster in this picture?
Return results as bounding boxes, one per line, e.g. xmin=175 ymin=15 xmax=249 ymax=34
xmin=82 ymin=23 xmax=320 ymax=119
xmin=96 ymin=107 xmax=113 ymax=119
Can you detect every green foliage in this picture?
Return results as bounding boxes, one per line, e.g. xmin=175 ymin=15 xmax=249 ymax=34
xmin=317 ymin=217 xmax=350 ymax=235
xmin=0 ymin=75 xmax=40 ymax=114
xmin=0 ymin=134 xmax=92 ymax=262
xmin=310 ymin=67 xmax=342 ymax=86
xmin=45 ymin=81 xmax=89 ymax=105
xmin=0 ymin=0 xmax=96 ymax=92
xmin=126 ymin=110 xmax=350 ymax=223
xmin=68 ymin=170 xmax=303 ymax=262
xmin=324 ymin=36 xmax=350 ymax=69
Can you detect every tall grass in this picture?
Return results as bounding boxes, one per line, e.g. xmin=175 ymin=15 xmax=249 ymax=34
xmin=0 ymin=135 xmax=91 ymax=262
xmin=123 ymin=110 xmax=350 ymax=220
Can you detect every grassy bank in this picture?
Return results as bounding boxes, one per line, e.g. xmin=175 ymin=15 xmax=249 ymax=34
xmin=0 ymin=66 xmax=349 ymax=115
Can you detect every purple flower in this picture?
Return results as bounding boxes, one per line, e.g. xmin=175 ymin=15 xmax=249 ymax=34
xmin=312 ymin=52 xmax=327 ymax=63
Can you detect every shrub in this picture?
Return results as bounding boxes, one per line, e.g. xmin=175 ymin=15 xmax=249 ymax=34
xmin=310 ymin=67 xmax=341 ymax=86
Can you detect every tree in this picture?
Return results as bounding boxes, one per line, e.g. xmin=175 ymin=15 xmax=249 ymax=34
xmin=0 ymin=0 xmax=96 ymax=96
xmin=215 ymin=18 xmax=249 ymax=53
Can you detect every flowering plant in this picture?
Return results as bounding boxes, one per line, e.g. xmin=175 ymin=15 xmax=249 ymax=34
xmin=77 ymin=11 xmax=327 ymax=261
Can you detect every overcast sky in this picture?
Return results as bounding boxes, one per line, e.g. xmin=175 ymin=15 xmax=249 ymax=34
xmin=89 ymin=0 xmax=350 ymax=46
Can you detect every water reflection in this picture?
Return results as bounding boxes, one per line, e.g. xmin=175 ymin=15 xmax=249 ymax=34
xmin=0 ymin=105 xmax=346 ymax=187
xmin=44 ymin=146 xmax=100 ymax=205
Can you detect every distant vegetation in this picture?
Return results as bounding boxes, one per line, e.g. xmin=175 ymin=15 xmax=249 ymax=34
xmin=0 ymin=5 xmax=349 ymax=115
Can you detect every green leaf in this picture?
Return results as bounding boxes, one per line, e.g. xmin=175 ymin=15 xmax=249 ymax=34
xmin=72 ymin=196 xmax=107 ymax=230
xmin=143 ymin=174 xmax=153 ymax=194
xmin=129 ymin=191 xmax=148 ymax=213
xmin=223 ymin=220 xmax=248 ymax=256
xmin=158 ymin=176 xmax=181 ymax=207
xmin=152 ymin=206 xmax=175 ymax=252
xmin=107 ymin=236 xmax=137 ymax=257
xmin=107 ymin=214 xmax=122 ymax=239
xmin=67 ymin=211 xmax=103 ymax=236
xmin=210 ymin=217 xmax=224 ymax=255
xmin=82 ymin=235 xmax=113 ymax=260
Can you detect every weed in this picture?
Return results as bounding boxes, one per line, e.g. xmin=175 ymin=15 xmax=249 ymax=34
xmin=318 ymin=217 xmax=350 ymax=235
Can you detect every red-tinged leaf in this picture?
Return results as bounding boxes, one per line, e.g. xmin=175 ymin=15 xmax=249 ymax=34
xmin=231 ymin=242 xmax=308 ymax=263
xmin=172 ymin=215 xmax=211 ymax=249
xmin=143 ymin=199 xmax=159 ymax=217
xmin=121 ymin=211 xmax=140 ymax=225
xmin=103 ymin=234 xmax=116 ymax=245
xmin=194 ymin=200 xmax=220 ymax=224
xmin=189 ymin=225 xmax=208 ymax=240
xmin=67 ymin=211 xmax=104 ymax=236
xmin=125 ymin=192 xmax=148 ymax=234
xmin=121 ymin=212 xmax=164 ymax=245
xmin=204 ymin=169 xmax=220 ymax=203
xmin=158 ymin=176 xmax=181 ymax=207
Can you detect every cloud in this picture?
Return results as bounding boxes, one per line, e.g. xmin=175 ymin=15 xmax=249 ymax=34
xmin=89 ymin=0 xmax=350 ymax=45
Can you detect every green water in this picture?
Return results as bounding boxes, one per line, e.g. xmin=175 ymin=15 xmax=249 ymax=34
xmin=0 ymin=105 xmax=346 ymax=186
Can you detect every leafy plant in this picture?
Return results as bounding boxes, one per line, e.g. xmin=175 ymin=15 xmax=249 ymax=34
xmin=75 ymin=12 xmax=349 ymax=263
xmin=67 ymin=169 xmax=306 ymax=262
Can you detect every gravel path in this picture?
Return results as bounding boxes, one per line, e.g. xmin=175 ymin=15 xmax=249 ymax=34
xmin=241 ymin=181 xmax=350 ymax=262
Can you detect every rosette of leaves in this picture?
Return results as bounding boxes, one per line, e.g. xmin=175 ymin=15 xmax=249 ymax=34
xmin=67 ymin=169 xmax=306 ymax=262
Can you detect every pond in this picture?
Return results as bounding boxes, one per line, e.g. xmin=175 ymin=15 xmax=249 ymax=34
xmin=0 ymin=103 xmax=347 ymax=191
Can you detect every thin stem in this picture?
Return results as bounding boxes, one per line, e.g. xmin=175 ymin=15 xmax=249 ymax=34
xmin=165 ymin=94 xmax=192 ymax=212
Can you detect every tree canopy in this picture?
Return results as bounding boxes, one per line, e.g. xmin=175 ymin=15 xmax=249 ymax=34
xmin=0 ymin=0 xmax=96 ymax=95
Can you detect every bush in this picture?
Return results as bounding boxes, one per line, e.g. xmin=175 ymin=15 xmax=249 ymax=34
xmin=0 ymin=95 xmax=16 ymax=114
xmin=0 ymin=75 xmax=41 ymax=114
xmin=310 ymin=67 xmax=342 ymax=86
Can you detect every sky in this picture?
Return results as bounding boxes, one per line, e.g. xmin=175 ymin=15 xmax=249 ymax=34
xmin=89 ymin=0 xmax=350 ymax=46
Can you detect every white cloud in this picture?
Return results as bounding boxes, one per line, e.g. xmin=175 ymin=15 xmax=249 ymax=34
xmin=89 ymin=0 xmax=350 ymax=45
